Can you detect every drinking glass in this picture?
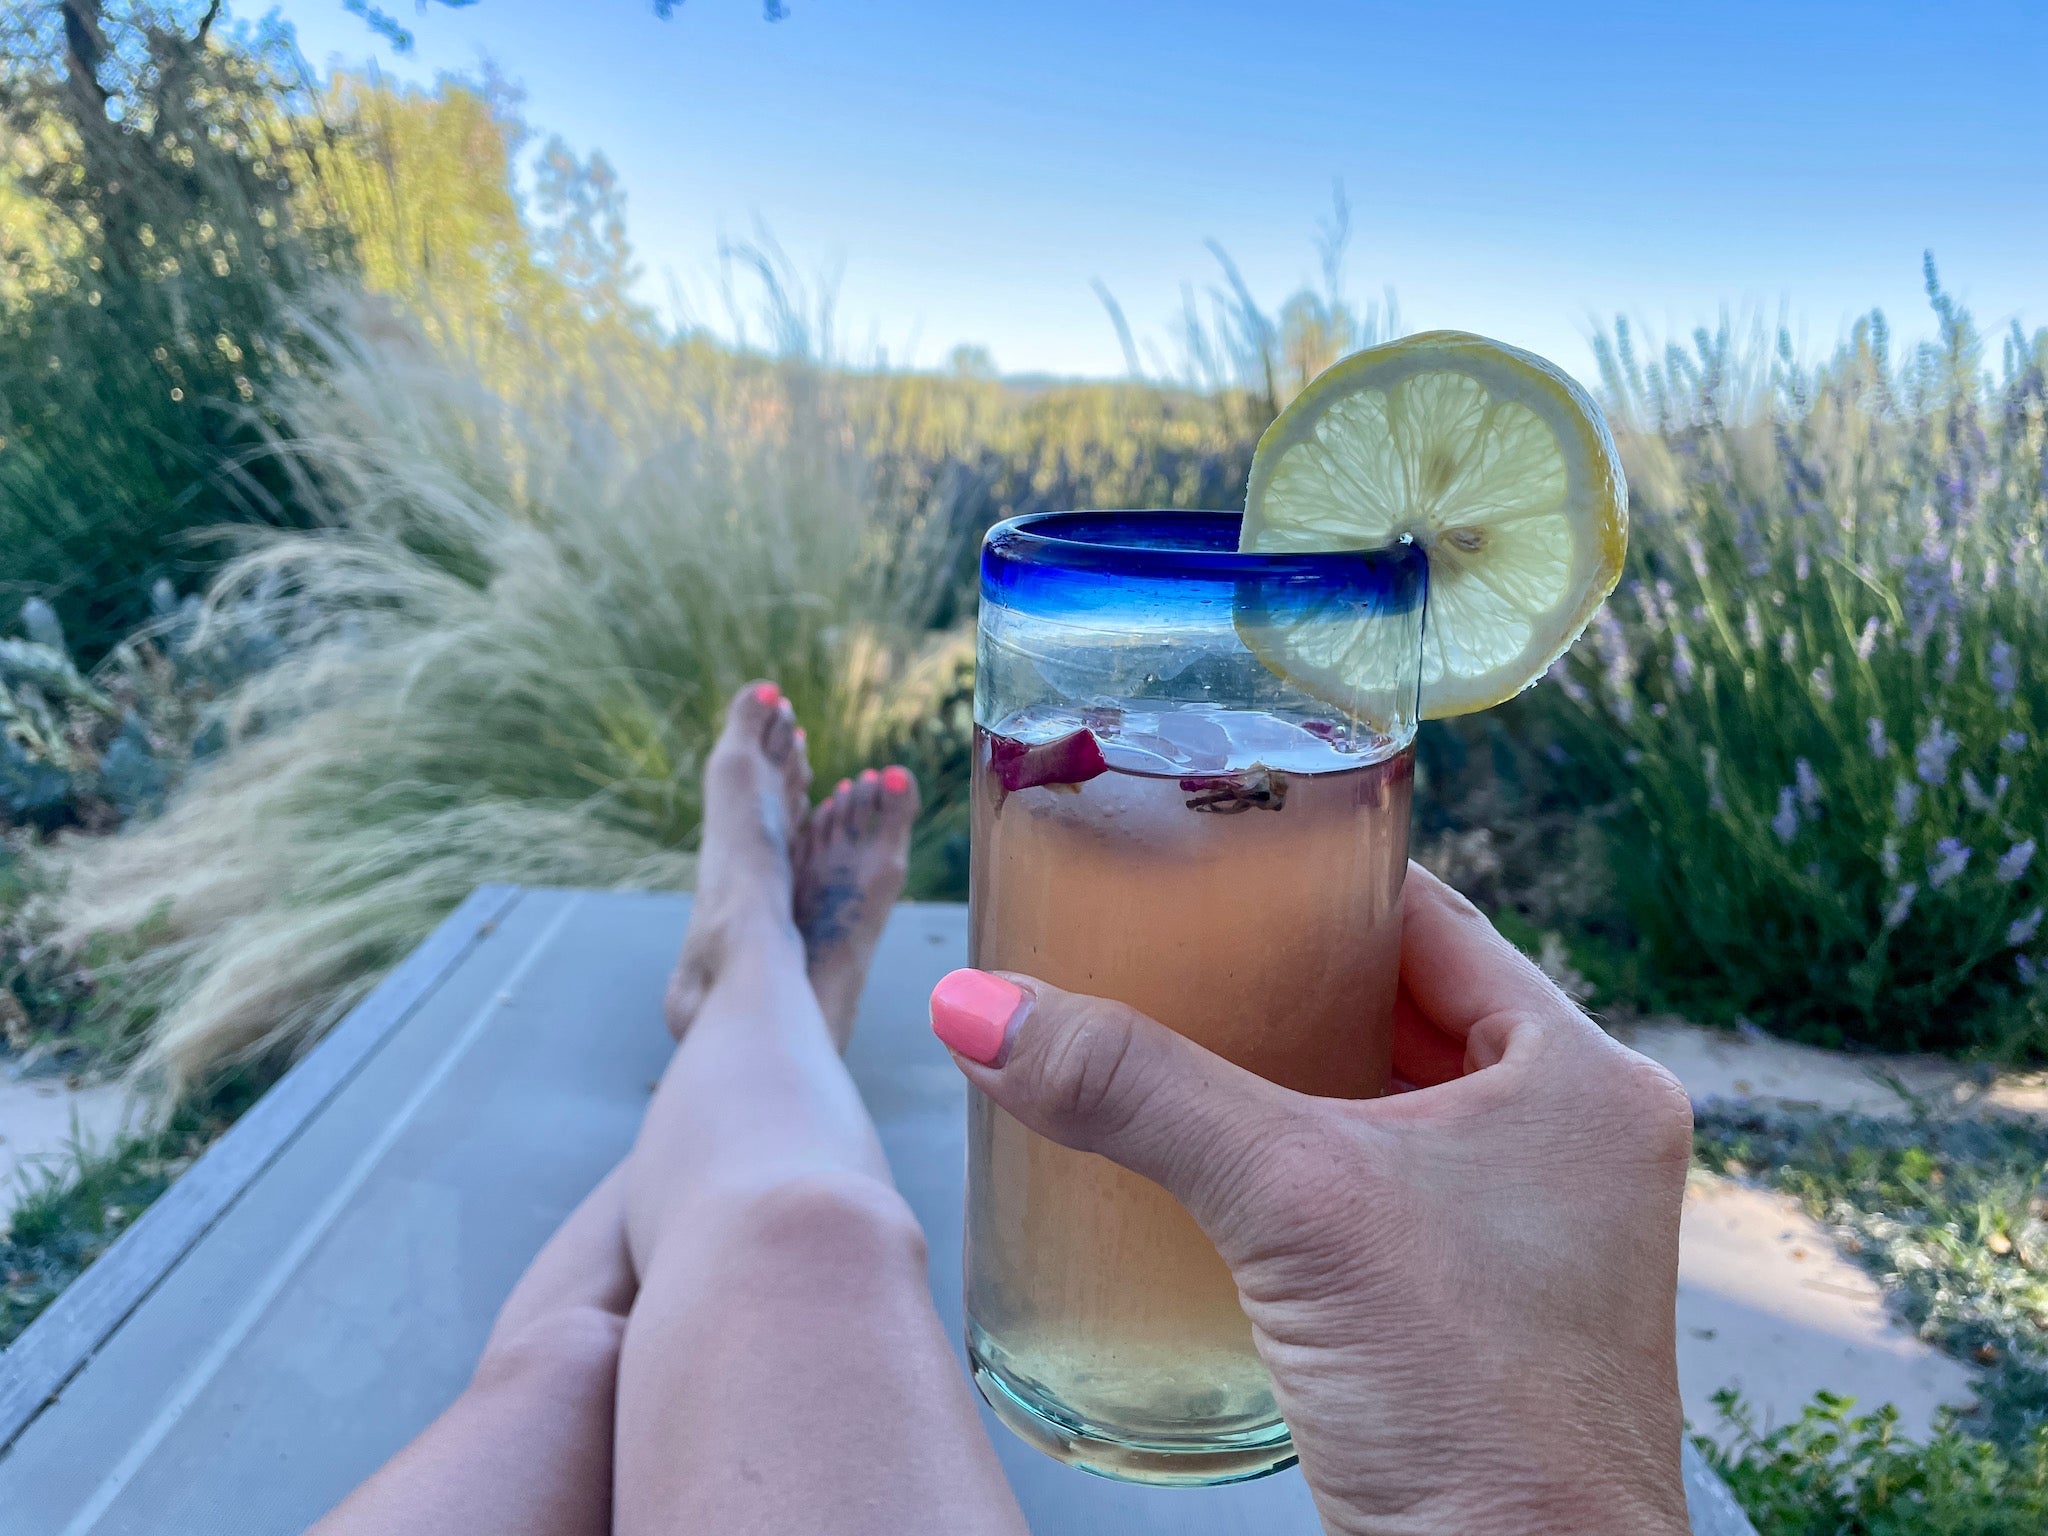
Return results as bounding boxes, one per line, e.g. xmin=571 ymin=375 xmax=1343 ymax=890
xmin=965 ymin=510 xmax=1428 ymax=1485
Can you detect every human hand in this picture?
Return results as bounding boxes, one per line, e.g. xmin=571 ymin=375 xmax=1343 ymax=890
xmin=931 ymin=863 xmax=1693 ymax=1536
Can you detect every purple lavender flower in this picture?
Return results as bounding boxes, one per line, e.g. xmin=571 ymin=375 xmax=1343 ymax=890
xmin=1927 ymin=838 xmax=1972 ymax=889
xmin=1795 ymin=758 xmax=1822 ymax=812
xmin=1915 ymin=718 xmax=1960 ymax=786
xmin=1938 ymin=623 xmax=1961 ymax=685
xmin=1671 ymin=632 xmax=1696 ymax=695
xmin=1882 ymin=882 xmax=1918 ymax=931
xmin=1771 ymin=786 xmax=1800 ymax=843
xmin=1684 ymin=533 xmax=1708 ymax=582
xmin=1809 ymin=661 xmax=1835 ymax=703
xmin=1894 ymin=777 xmax=1921 ymax=825
xmin=1702 ymin=746 xmax=1727 ymax=813
xmin=1867 ymin=718 xmax=1891 ymax=759
xmin=1881 ymin=837 xmax=1901 ymax=880
xmin=1778 ymin=630 xmax=1798 ymax=666
xmin=1990 ymin=637 xmax=2016 ymax=708
xmin=1631 ymin=582 xmax=1664 ymax=637
xmin=1998 ymin=840 xmax=2037 ymax=884
xmin=2002 ymin=731 xmax=2028 ymax=753
xmin=1971 ymin=772 xmax=2009 ymax=811
xmin=1854 ymin=617 xmax=1879 ymax=660
xmin=2011 ymin=907 xmax=2045 ymax=948
xmin=1546 ymin=657 xmax=1590 ymax=707
xmin=1743 ymin=604 xmax=1764 ymax=651
xmin=2022 ymin=954 xmax=2042 ymax=986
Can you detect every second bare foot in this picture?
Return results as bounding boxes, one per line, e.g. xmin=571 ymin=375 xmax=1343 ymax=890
xmin=796 ymin=765 xmax=919 ymax=1048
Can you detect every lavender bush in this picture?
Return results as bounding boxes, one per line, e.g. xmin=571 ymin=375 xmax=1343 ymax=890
xmin=1551 ymin=266 xmax=2048 ymax=1055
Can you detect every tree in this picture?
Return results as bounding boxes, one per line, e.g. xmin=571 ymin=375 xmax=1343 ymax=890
xmin=0 ymin=1 xmax=347 ymax=653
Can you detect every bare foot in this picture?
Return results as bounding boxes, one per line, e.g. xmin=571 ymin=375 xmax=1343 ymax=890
xmin=796 ymin=764 xmax=919 ymax=1047
xmin=664 ymin=682 xmax=812 ymax=1040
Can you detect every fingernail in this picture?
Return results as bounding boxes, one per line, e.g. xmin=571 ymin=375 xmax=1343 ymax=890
xmin=836 ymin=778 xmax=853 ymax=795
xmin=881 ymin=765 xmax=911 ymax=794
xmin=930 ymin=969 xmax=1026 ymax=1066
xmin=752 ymin=682 xmax=781 ymax=706
xmin=859 ymin=768 xmax=880 ymax=785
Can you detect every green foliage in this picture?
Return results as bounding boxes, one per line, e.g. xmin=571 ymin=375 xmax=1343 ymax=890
xmin=1551 ymin=275 xmax=2048 ymax=1054
xmin=0 ymin=2 xmax=353 ymax=657
xmin=1695 ymin=1104 xmax=2048 ymax=1449
xmin=1703 ymin=1390 xmax=2048 ymax=1535
xmin=0 ymin=586 xmax=275 ymax=833
xmin=0 ymin=1068 xmax=262 ymax=1347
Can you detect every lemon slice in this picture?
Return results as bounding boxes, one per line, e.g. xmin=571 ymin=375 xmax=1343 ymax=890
xmin=1240 ymin=330 xmax=1627 ymax=720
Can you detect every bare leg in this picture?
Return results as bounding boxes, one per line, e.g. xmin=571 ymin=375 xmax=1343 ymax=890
xmin=616 ymin=685 xmax=1026 ymax=1536
xmin=309 ymin=1169 xmax=635 ymax=1536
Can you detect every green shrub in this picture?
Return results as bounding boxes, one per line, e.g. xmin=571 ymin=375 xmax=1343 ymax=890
xmin=1703 ymin=1391 xmax=2048 ymax=1536
xmin=1551 ymin=271 xmax=2048 ymax=1055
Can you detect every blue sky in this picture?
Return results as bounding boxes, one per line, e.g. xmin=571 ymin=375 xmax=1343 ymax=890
xmin=264 ymin=0 xmax=2046 ymax=386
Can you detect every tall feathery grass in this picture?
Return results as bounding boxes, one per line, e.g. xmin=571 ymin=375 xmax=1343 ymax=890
xmin=48 ymin=301 xmax=976 ymax=1092
xmin=1547 ymin=275 xmax=2048 ymax=1055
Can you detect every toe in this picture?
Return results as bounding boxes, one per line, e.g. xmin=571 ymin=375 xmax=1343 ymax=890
xmin=853 ymin=768 xmax=885 ymax=836
xmin=878 ymin=764 xmax=921 ymax=829
xmin=761 ymin=700 xmax=798 ymax=764
xmin=729 ymin=680 xmax=784 ymax=740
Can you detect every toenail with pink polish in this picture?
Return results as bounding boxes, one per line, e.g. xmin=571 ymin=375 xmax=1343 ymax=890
xmin=860 ymin=768 xmax=880 ymax=785
xmin=881 ymin=765 xmax=911 ymax=794
xmin=930 ymin=969 xmax=1026 ymax=1066
xmin=752 ymin=682 xmax=781 ymax=705
xmin=836 ymin=778 xmax=853 ymax=795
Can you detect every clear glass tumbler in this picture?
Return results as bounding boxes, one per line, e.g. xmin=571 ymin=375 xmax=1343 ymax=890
xmin=964 ymin=510 xmax=1428 ymax=1485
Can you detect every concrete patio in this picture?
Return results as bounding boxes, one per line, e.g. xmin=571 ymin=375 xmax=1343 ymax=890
xmin=0 ymin=889 xmax=1757 ymax=1533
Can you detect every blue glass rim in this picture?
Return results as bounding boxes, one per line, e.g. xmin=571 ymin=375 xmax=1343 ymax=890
xmin=981 ymin=510 xmax=1428 ymax=615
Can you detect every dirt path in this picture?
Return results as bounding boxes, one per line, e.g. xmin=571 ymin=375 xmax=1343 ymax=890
xmin=1617 ymin=1016 xmax=2041 ymax=1441
xmin=0 ymin=1065 xmax=142 ymax=1229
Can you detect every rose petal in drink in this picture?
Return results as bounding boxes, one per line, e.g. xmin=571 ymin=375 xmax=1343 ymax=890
xmin=989 ymin=727 xmax=1111 ymax=792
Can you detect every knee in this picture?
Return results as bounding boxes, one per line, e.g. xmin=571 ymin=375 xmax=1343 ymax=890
xmin=719 ymin=1170 xmax=929 ymax=1275
xmin=473 ymin=1303 xmax=627 ymax=1395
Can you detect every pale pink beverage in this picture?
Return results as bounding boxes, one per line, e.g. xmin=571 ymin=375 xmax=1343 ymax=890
xmin=964 ymin=705 xmax=1412 ymax=1483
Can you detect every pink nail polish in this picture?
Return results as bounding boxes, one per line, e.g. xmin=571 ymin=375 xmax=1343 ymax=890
xmin=836 ymin=778 xmax=853 ymax=795
xmin=794 ymin=726 xmax=807 ymax=745
xmin=752 ymin=682 xmax=781 ymax=706
xmin=930 ymin=969 xmax=1025 ymax=1066
xmin=860 ymin=768 xmax=880 ymax=785
xmin=881 ymin=764 xmax=912 ymax=795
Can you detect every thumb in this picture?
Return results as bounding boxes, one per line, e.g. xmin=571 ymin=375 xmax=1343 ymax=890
xmin=929 ymin=968 xmax=1295 ymax=1237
